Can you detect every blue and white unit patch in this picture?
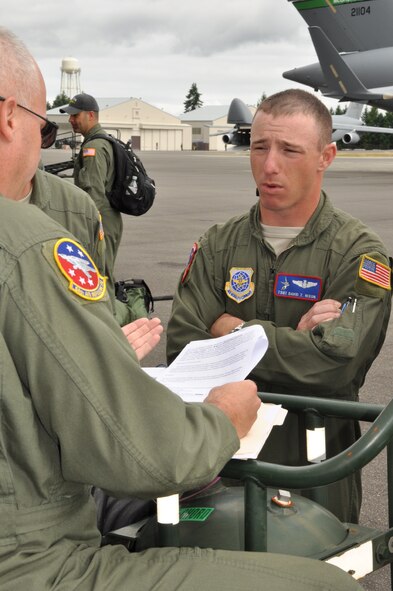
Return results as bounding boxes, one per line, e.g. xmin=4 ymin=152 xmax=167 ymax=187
xmin=274 ymin=273 xmax=322 ymax=301
xmin=225 ymin=267 xmax=255 ymax=303
xmin=54 ymin=238 xmax=106 ymax=301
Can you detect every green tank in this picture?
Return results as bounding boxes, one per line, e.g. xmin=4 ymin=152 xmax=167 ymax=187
xmin=135 ymin=482 xmax=356 ymax=558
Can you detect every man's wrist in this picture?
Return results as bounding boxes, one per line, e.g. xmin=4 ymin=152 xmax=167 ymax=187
xmin=231 ymin=322 xmax=245 ymax=333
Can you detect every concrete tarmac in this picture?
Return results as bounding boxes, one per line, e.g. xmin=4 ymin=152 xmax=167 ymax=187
xmin=43 ymin=148 xmax=393 ymax=589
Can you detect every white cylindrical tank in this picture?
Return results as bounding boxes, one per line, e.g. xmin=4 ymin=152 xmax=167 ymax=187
xmin=61 ymin=57 xmax=80 ymax=73
xmin=60 ymin=57 xmax=81 ymax=98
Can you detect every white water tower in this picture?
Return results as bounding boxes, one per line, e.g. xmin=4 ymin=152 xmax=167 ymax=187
xmin=60 ymin=57 xmax=81 ymax=98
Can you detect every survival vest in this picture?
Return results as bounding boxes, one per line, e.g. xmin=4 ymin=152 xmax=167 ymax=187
xmin=80 ymin=134 xmax=156 ymax=216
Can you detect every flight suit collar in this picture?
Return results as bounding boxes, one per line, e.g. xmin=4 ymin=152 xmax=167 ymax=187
xmin=84 ymin=123 xmax=105 ymax=141
xmin=249 ymin=190 xmax=335 ymax=249
xmin=30 ymin=168 xmax=50 ymax=209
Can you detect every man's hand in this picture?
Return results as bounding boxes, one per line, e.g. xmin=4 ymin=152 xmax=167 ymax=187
xmin=204 ymin=380 xmax=260 ymax=439
xmin=122 ymin=317 xmax=163 ymax=360
xmin=210 ymin=313 xmax=244 ymax=337
xmin=296 ymin=299 xmax=341 ymax=331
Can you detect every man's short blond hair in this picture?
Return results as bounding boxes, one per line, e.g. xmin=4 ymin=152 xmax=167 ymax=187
xmin=255 ymin=89 xmax=333 ymax=149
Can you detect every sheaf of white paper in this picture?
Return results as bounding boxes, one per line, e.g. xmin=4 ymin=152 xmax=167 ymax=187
xmin=155 ymin=325 xmax=268 ymax=401
xmin=234 ymin=403 xmax=287 ymax=460
xmin=142 ymin=326 xmax=288 ymax=458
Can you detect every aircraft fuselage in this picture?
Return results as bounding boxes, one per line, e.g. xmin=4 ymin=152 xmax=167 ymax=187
xmin=283 ymin=46 xmax=393 ymax=95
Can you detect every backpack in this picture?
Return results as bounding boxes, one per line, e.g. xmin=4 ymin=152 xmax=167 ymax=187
xmin=115 ymin=278 xmax=154 ymax=320
xmin=80 ymin=134 xmax=156 ymax=216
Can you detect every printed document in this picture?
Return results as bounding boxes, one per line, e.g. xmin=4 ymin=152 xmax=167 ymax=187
xmin=155 ymin=325 xmax=268 ymax=400
xmin=144 ymin=325 xmax=287 ymax=459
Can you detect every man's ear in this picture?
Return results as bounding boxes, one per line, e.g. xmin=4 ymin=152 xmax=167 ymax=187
xmin=318 ymin=142 xmax=337 ymax=172
xmin=0 ymin=97 xmax=18 ymax=143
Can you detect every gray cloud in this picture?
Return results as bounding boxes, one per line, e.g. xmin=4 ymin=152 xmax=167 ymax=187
xmin=3 ymin=0 xmax=323 ymax=114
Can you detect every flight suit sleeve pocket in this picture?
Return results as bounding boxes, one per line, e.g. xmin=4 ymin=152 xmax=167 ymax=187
xmin=75 ymin=166 xmax=92 ymax=192
xmin=313 ymin=304 xmax=360 ymax=360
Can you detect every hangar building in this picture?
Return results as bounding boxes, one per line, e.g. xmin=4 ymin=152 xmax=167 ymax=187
xmin=181 ymin=105 xmax=233 ymax=151
xmin=48 ymin=97 xmax=192 ymax=151
xmin=180 ymin=104 xmax=256 ymax=151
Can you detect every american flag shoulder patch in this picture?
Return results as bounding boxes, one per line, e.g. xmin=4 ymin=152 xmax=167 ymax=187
xmin=83 ymin=147 xmax=96 ymax=157
xmin=358 ymin=255 xmax=391 ymax=290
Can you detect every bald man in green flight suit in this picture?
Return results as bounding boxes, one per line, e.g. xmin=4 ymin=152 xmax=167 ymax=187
xmin=0 ymin=27 xmax=362 ymax=591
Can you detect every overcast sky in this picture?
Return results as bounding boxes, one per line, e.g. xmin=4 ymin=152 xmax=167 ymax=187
xmin=3 ymin=0 xmax=337 ymax=115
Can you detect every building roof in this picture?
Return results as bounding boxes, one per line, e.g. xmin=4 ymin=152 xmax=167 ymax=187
xmin=48 ymin=97 xmax=134 ymax=115
xmin=180 ymin=105 xmax=230 ymax=122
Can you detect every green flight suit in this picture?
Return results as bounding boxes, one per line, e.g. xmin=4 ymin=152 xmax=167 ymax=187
xmin=31 ymin=168 xmax=106 ymax=277
xmin=0 ymin=197 xmax=362 ymax=591
xmin=73 ymin=124 xmax=146 ymax=325
xmin=73 ymin=123 xmax=122 ymax=307
xmin=167 ymin=192 xmax=392 ymax=524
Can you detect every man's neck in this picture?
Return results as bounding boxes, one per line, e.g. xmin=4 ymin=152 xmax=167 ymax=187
xmin=0 ymin=179 xmax=32 ymax=201
xmin=260 ymin=196 xmax=321 ymax=227
xmin=83 ymin=123 xmax=101 ymax=139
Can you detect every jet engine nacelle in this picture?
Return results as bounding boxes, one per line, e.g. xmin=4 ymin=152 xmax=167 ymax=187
xmin=222 ymin=129 xmax=250 ymax=148
xmin=222 ymin=133 xmax=234 ymax=144
xmin=342 ymin=131 xmax=361 ymax=145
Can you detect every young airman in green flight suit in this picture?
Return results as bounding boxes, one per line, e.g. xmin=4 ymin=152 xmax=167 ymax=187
xmin=167 ymin=89 xmax=392 ymax=525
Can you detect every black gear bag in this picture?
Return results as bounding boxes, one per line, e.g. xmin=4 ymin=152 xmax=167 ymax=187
xmin=81 ymin=134 xmax=156 ymax=216
xmin=115 ymin=278 xmax=154 ymax=319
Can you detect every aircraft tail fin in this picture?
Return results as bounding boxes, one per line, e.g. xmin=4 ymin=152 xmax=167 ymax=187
xmin=227 ymin=98 xmax=253 ymax=126
xmin=309 ymin=26 xmax=393 ymax=102
xmin=345 ymin=102 xmax=364 ymax=119
xmin=288 ymin=0 xmax=393 ymax=52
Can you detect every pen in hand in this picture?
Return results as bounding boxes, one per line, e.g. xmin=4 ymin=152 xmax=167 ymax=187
xmin=340 ymin=296 xmax=352 ymax=314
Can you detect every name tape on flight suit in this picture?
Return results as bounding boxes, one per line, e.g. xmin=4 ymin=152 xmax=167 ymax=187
xmin=274 ymin=274 xmax=322 ymax=301
xmin=54 ymin=238 xmax=106 ymax=301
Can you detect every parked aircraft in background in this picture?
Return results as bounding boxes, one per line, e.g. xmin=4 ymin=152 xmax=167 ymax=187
xmin=286 ymin=0 xmax=393 ymax=52
xmin=222 ymin=97 xmax=393 ymax=149
xmin=283 ymin=0 xmax=393 ymax=113
xmin=221 ymin=98 xmax=253 ymax=148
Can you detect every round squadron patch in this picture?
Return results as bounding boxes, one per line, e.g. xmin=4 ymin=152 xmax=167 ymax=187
xmin=225 ymin=267 xmax=255 ymax=303
xmin=98 ymin=214 xmax=105 ymax=241
xmin=181 ymin=242 xmax=199 ymax=284
xmin=54 ymin=238 xmax=106 ymax=301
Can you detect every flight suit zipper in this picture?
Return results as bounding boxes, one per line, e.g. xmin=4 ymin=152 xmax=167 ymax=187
xmin=264 ymin=265 xmax=276 ymax=319
xmin=263 ymin=245 xmax=296 ymax=320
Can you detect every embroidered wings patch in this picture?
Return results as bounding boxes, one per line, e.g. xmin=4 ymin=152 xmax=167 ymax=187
xmin=274 ymin=274 xmax=322 ymax=301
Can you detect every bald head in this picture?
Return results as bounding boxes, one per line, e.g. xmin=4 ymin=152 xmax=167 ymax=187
xmin=0 ymin=27 xmax=43 ymax=106
xmin=0 ymin=27 xmax=49 ymax=200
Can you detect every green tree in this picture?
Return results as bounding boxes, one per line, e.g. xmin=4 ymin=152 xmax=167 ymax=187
xmin=256 ymin=93 xmax=267 ymax=107
xmin=334 ymin=103 xmax=346 ymax=115
xmin=335 ymin=104 xmax=393 ymax=150
xmin=183 ymin=83 xmax=203 ymax=112
xmin=359 ymin=106 xmax=393 ymax=150
xmin=48 ymin=92 xmax=70 ymax=110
